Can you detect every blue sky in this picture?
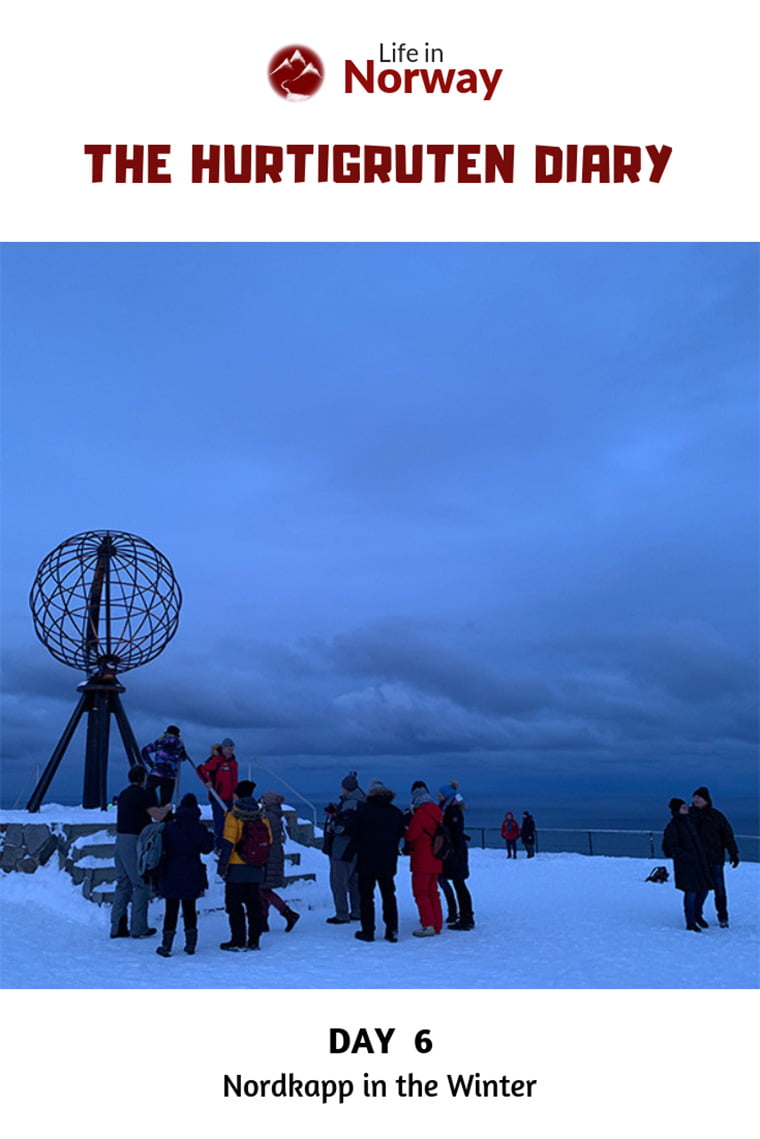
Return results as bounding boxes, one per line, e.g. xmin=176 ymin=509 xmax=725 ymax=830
xmin=1 ymin=243 xmax=757 ymax=814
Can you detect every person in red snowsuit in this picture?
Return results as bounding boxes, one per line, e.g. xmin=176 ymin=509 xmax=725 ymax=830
xmin=501 ymin=811 xmax=520 ymax=859
xmin=404 ymin=784 xmax=444 ymax=936
xmin=197 ymin=738 xmax=239 ymax=849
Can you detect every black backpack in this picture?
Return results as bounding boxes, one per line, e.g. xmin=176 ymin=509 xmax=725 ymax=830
xmin=431 ymin=821 xmax=453 ymax=862
xmin=645 ymin=865 xmax=669 ymax=883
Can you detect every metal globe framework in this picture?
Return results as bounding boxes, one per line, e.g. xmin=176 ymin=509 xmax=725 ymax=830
xmin=26 ymin=530 xmax=182 ymax=811
xmin=30 ymin=530 xmax=181 ymax=673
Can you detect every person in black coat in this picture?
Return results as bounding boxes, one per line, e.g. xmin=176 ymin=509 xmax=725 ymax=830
xmin=689 ymin=786 xmax=740 ymax=928
xmin=662 ymin=798 xmax=713 ymax=932
xmin=439 ymin=786 xmax=474 ymax=931
xmin=349 ymin=778 xmax=407 ymax=943
xmin=155 ymin=793 xmax=214 ymax=956
xmin=521 ymin=811 xmax=537 ymax=857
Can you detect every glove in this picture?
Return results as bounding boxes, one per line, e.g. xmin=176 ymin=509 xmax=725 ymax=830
xmin=731 ymin=857 xmax=740 ymax=868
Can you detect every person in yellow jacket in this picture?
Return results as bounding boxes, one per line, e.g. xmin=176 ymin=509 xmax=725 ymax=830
xmin=217 ymin=780 xmax=272 ymax=951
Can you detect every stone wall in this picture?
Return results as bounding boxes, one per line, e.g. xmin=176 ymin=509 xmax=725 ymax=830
xmin=1 ymin=811 xmax=318 ymax=901
xmin=0 ymin=822 xmax=61 ymax=874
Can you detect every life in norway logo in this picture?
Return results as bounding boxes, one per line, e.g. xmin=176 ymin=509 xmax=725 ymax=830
xmin=268 ymin=45 xmax=324 ymax=101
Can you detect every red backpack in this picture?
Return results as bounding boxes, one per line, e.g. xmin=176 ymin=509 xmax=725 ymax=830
xmin=236 ymin=817 xmax=272 ymax=866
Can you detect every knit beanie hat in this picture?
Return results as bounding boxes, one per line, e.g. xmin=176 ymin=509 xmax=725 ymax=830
xmin=235 ymin=780 xmax=256 ymax=798
xmin=411 ymin=785 xmax=434 ymax=808
xmin=179 ymin=792 xmax=200 ymax=817
xmin=341 ymin=770 xmax=359 ymax=792
xmin=669 ymin=797 xmax=686 ymax=815
xmin=221 ymin=737 xmax=235 ymax=748
xmin=166 ymin=725 xmax=180 ymax=736
xmin=411 ymin=780 xmax=428 ymax=792
xmin=367 ymin=778 xmax=387 ymax=794
xmin=439 ymin=781 xmax=462 ymax=810
xmin=692 ymin=786 xmax=712 ymax=805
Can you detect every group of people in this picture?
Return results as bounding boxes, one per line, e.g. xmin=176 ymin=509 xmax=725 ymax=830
xmin=115 ymin=725 xmax=743 ymax=948
xmin=112 ymin=747 xmax=481 ymax=952
xmin=322 ymin=773 xmax=474 ymax=941
xmin=111 ymin=729 xmax=301 ymax=955
xmin=500 ymin=810 xmax=536 ymax=858
xmin=662 ymin=786 xmax=740 ymax=932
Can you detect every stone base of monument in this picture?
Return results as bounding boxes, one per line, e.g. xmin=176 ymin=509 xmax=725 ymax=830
xmin=0 ymin=807 xmax=318 ymax=903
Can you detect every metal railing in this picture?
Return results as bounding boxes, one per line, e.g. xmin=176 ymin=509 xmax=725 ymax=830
xmin=248 ymin=756 xmax=319 ymax=833
xmin=12 ymin=765 xmax=42 ymax=809
xmin=466 ymin=826 xmax=760 ymax=862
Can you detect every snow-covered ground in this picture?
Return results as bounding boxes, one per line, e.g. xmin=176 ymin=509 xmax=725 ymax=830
xmin=2 ymin=806 xmax=757 ymax=988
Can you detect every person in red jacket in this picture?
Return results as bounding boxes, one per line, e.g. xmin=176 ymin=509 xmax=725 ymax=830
xmin=404 ymin=783 xmax=444 ymax=937
xmin=197 ymin=738 xmax=239 ymax=849
xmin=501 ymin=811 xmax=520 ymax=859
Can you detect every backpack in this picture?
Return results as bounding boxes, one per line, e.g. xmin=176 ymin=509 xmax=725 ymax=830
xmin=431 ymin=821 xmax=453 ymax=862
xmin=136 ymin=821 xmax=165 ymax=877
xmin=235 ymin=816 xmax=272 ymax=866
xmin=645 ymin=865 xmax=669 ymax=883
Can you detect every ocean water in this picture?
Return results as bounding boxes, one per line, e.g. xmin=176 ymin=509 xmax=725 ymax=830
xmin=6 ymin=765 xmax=758 ymax=861
xmin=271 ymin=783 xmax=760 ymax=862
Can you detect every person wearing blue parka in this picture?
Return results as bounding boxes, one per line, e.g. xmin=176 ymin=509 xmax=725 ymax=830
xmin=155 ymin=792 xmax=214 ymax=957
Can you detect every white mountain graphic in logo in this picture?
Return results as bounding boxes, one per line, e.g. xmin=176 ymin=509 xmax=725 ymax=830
xmin=269 ymin=46 xmax=324 ymax=101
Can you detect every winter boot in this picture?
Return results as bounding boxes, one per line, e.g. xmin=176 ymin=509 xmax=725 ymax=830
xmin=220 ymin=940 xmax=245 ymax=951
xmin=110 ymin=913 xmax=130 ymax=939
xmin=412 ymin=926 xmax=436 ymax=938
xmin=283 ymin=907 xmax=300 ymax=932
xmin=156 ymin=929 xmax=175 ymax=957
xmin=446 ymin=913 xmax=459 ymax=926
xmin=354 ymin=930 xmax=374 ymax=942
xmin=184 ymin=928 xmax=198 ymax=955
xmin=246 ymin=936 xmax=261 ymax=950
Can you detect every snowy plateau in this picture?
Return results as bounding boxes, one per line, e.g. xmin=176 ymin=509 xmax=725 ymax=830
xmin=1 ymin=804 xmax=758 ymax=989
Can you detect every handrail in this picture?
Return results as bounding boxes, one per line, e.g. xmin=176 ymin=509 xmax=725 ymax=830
xmin=248 ymin=757 xmax=319 ymax=833
xmin=466 ymin=825 xmax=760 ymax=859
xmin=12 ymin=764 xmax=41 ymax=810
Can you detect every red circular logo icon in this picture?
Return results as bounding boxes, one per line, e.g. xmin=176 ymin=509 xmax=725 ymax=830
xmin=268 ymin=45 xmax=324 ymax=101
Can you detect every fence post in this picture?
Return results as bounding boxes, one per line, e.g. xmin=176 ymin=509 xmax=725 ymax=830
xmin=587 ymin=831 xmax=593 ymax=856
xmin=649 ymin=832 xmax=655 ymax=858
xmin=481 ymin=829 xmax=485 ymax=850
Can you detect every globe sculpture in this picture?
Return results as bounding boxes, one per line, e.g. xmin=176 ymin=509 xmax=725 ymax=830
xmin=27 ymin=530 xmax=182 ymax=811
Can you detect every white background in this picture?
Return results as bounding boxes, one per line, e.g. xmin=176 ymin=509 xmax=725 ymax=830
xmin=0 ymin=0 xmax=758 ymax=239
xmin=1 ymin=0 xmax=757 ymax=1129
